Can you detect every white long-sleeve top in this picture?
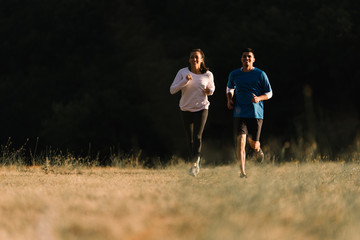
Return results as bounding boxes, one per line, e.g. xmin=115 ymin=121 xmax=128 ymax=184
xmin=170 ymin=67 xmax=215 ymax=112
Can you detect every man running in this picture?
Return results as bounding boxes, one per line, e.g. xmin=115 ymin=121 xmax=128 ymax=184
xmin=226 ymin=48 xmax=273 ymax=178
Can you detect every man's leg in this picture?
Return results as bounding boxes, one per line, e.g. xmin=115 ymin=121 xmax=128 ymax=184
xmin=248 ymin=119 xmax=264 ymax=163
xmin=248 ymin=138 xmax=260 ymax=151
xmin=237 ymin=134 xmax=247 ymax=176
xmin=248 ymin=138 xmax=264 ymax=163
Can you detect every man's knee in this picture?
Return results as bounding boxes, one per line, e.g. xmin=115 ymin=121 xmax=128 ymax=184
xmin=254 ymin=141 xmax=261 ymax=151
xmin=249 ymin=139 xmax=261 ymax=151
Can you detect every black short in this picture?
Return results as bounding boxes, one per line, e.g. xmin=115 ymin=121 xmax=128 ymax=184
xmin=234 ymin=118 xmax=263 ymax=141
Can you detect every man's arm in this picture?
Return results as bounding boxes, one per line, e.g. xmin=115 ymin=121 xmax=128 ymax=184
xmin=226 ymin=87 xmax=234 ymax=109
xmin=251 ymin=91 xmax=273 ymax=103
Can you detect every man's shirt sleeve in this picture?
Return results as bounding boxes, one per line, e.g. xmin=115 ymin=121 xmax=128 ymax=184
xmin=261 ymin=71 xmax=272 ymax=93
xmin=227 ymin=72 xmax=235 ymax=88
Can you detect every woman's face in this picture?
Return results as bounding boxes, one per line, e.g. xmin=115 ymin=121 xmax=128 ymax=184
xmin=189 ymin=51 xmax=203 ymax=69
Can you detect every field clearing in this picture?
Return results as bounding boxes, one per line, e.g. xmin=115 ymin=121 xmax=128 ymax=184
xmin=1 ymin=161 xmax=360 ymax=240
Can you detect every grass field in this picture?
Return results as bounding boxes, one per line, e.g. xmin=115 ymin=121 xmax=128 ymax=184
xmin=1 ymin=160 xmax=360 ymax=240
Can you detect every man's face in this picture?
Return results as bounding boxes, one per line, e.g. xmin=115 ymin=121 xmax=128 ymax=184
xmin=241 ymin=52 xmax=255 ymax=67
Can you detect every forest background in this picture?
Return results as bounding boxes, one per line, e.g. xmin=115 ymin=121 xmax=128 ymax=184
xmin=1 ymin=0 xmax=359 ymax=165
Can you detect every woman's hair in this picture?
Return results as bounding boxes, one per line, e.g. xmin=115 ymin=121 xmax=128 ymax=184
xmin=189 ymin=49 xmax=209 ymax=74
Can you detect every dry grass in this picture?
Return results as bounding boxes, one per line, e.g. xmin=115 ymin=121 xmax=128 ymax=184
xmin=1 ymin=161 xmax=360 ymax=240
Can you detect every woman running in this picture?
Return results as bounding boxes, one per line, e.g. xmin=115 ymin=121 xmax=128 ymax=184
xmin=170 ymin=49 xmax=215 ymax=176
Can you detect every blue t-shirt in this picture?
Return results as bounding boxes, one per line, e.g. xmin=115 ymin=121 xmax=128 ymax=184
xmin=227 ymin=67 xmax=272 ymax=119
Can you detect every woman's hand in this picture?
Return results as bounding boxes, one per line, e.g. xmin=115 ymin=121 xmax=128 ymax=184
xmin=186 ymin=74 xmax=192 ymax=81
xmin=203 ymin=87 xmax=211 ymax=95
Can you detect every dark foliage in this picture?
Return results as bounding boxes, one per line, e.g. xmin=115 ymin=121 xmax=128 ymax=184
xmin=0 ymin=0 xmax=359 ymax=163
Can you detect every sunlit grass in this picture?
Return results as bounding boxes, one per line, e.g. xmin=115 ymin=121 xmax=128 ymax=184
xmin=1 ymin=160 xmax=360 ymax=240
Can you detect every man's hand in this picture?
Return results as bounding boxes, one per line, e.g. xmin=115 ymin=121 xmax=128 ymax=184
xmin=251 ymin=93 xmax=260 ymax=103
xmin=252 ymin=93 xmax=269 ymax=103
xmin=227 ymin=92 xmax=234 ymax=110
xmin=227 ymin=99 xmax=234 ymax=109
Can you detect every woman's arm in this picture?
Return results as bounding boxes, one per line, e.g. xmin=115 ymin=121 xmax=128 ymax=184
xmin=170 ymin=70 xmax=189 ymax=94
xmin=204 ymin=72 xmax=215 ymax=95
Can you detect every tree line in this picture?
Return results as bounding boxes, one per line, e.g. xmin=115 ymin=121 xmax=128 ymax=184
xmin=0 ymin=0 xmax=359 ymax=164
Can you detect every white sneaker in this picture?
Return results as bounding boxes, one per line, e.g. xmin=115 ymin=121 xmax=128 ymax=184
xmin=196 ymin=156 xmax=201 ymax=168
xmin=188 ymin=157 xmax=200 ymax=177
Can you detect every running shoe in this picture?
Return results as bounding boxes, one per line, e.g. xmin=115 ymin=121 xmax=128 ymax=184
xmin=188 ymin=162 xmax=199 ymax=177
xmin=188 ymin=156 xmax=201 ymax=177
xmin=238 ymin=171 xmax=247 ymax=178
xmin=255 ymin=148 xmax=264 ymax=163
xmin=196 ymin=156 xmax=201 ymax=169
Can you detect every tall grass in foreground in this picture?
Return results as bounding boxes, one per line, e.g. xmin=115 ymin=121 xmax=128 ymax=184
xmin=1 ymin=132 xmax=359 ymax=168
xmin=0 ymin=161 xmax=360 ymax=240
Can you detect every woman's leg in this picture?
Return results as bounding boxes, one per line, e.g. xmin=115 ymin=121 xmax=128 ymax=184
xmin=193 ymin=109 xmax=208 ymax=159
xmin=181 ymin=111 xmax=194 ymax=161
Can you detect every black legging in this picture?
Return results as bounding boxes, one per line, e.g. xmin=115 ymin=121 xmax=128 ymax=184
xmin=181 ymin=109 xmax=208 ymax=161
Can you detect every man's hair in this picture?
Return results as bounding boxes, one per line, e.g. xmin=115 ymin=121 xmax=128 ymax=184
xmin=242 ymin=48 xmax=255 ymax=57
